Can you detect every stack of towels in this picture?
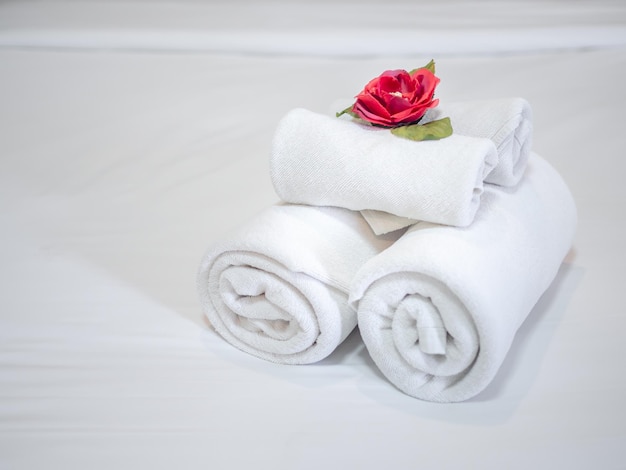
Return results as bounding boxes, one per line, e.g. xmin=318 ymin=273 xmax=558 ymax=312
xmin=197 ymin=97 xmax=577 ymax=402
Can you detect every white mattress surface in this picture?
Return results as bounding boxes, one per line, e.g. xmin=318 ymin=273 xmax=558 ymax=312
xmin=1 ymin=1 xmax=625 ymax=468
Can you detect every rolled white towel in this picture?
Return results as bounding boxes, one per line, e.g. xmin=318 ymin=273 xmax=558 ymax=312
xmin=196 ymin=203 xmax=398 ymax=364
xmin=271 ymin=108 xmax=498 ymax=228
xmin=430 ymin=97 xmax=533 ymax=187
xmin=362 ymin=97 xmax=534 ymax=234
xmin=350 ymin=154 xmax=576 ymax=402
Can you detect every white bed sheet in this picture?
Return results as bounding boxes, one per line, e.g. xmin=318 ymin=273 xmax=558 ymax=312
xmin=1 ymin=1 xmax=625 ymax=468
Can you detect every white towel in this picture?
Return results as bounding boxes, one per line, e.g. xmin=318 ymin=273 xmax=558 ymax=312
xmin=196 ymin=203 xmax=398 ymax=364
xmin=362 ymin=97 xmax=533 ymax=234
xmin=271 ymin=108 xmax=498 ymax=227
xmin=430 ymin=97 xmax=533 ymax=186
xmin=350 ymin=154 xmax=576 ymax=402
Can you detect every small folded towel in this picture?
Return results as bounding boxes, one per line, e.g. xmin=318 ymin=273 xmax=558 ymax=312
xmin=196 ymin=203 xmax=398 ymax=364
xmin=362 ymin=97 xmax=533 ymax=234
xmin=350 ymin=154 xmax=576 ymax=402
xmin=271 ymin=108 xmax=498 ymax=228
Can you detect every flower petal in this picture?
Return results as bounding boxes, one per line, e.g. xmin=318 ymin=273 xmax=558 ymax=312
xmin=354 ymin=93 xmax=394 ymax=125
xmin=384 ymin=94 xmax=413 ymax=116
xmin=356 ymin=93 xmax=391 ymax=117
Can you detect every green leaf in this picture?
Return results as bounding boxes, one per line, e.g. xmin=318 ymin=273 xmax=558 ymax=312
xmin=390 ymin=117 xmax=453 ymax=142
xmin=336 ymin=105 xmax=358 ymax=119
xmin=409 ymin=59 xmax=436 ymax=75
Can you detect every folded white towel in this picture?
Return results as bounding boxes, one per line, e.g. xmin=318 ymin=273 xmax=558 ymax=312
xmin=196 ymin=203 xmax=398 ymax=364
xmin=361 ymin=97 xmax=533 ymax=234
xmin=350 ymin=154 xmax=576 ymax=402
xmin=271 ymin=108 xmax=498 ymax=227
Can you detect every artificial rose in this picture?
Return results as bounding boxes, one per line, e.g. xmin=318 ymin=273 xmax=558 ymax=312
xmin=351 ymin=67 xmax=440 ymax=127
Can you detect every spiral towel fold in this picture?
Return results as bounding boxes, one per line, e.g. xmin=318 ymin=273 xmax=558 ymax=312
xmin=271 ymin=108 xmax=498 ymax=228
xmin=362 ymin=97 xmax=533 ymax=234
xmin=350 ymin=154 xmax=576 ymax=402
xmin=196 ymin=203 xmax=399 ymax=364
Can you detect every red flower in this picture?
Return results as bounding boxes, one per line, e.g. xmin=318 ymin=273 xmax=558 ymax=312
xmin=352 ymin=68 xmax=440 ymax=127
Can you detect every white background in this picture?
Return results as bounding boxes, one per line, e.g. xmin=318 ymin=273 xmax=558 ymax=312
xmin=1 ymin=1 xmax=625 ymax=468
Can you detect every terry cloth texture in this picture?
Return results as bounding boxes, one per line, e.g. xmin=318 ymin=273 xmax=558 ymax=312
xmin=197 ymin=203 xmax=400 ymax=364
xmin=350 ymin=154 xmax=576 ymax=402
xmin=270 ymin=108 xmax=498 ymax=228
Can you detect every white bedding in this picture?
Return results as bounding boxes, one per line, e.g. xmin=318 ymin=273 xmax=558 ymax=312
xmin=1 ymin=1 xmax=625 ymax=468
